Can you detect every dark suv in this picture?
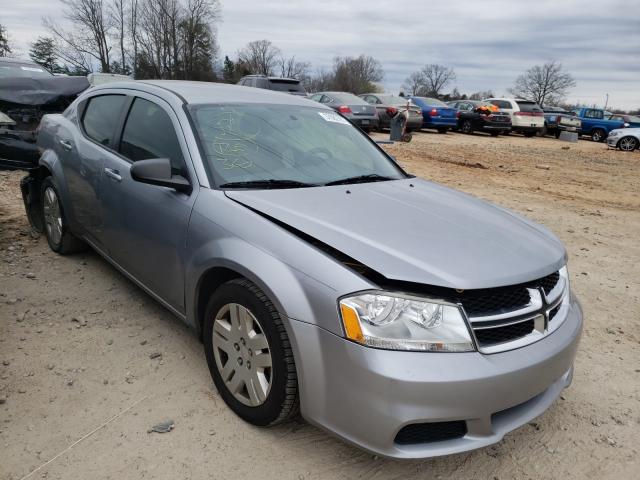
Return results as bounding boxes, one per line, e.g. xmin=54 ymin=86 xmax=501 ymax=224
xmin=237 ymin=75 xmax=307 ymax=96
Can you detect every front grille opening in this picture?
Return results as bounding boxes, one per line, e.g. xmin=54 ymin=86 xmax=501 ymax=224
xmin=549 ymin=305 xmax=560 ymax=321
xmin=458 ymin=287 xmax=531 ymax=317
xmin=537 ymin=271 xmax=560 ymax=296
xmin=395 ymin=421 xmax=467 ymax=445
xmin=474 ymin=319 xmax=535 ymax=346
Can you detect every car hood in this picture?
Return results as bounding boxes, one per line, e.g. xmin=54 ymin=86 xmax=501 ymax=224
xmin=225 ymin=178 xmax=566 ymax=289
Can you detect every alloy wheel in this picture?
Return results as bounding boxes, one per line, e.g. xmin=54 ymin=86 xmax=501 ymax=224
xmin=619 ymin=137 xmax=637 ymax=151
xmin=212 ymin=303 xmax=272 ymax=407
xmin=43 ymin=186 xmax=63 ymax=246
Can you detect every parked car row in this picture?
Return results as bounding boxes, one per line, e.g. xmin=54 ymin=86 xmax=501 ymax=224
xmin=232 ymin=74 xmax=636 ymax=151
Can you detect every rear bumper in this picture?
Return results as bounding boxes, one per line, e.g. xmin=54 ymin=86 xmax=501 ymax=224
xmin=351 ymin=117 xmax=379 ymax=129
xmin=288 ymin=295 xmax=582 ymax=459
xmin=422 ymin=117 xmax=457 ymax=129
xmin=513 ymin=125 xmax=543 ymax=133
xmin=479 ymin=123 xmax=511 ymax=131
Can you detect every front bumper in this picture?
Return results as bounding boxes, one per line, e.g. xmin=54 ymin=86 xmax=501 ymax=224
xmin=288 ymin=296 xmax=582 ymax=459
xmin=606 ymin=137 xmax=619 ymax=147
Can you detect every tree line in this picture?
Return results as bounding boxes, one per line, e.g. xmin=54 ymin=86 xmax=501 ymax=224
xmin=3 ymin=2 xmax=637 ymax=112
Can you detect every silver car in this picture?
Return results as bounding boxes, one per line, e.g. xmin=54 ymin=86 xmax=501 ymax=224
xmin=606 ymin=127 xmax=640 ymax=151
xmin=22 ymin=80 xmax=582 ymax=459
xmin=308 ymin=91 xmax=379 ymax=131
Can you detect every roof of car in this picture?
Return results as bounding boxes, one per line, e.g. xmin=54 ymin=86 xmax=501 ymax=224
xmin=0 ymin=57 xmax=40 ymax=66
xmin=88 ymin=80 xmax=321 ymax=107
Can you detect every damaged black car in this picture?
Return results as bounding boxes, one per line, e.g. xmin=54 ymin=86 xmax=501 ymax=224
xmin=0 ymin=57 xmax=89 ymax=170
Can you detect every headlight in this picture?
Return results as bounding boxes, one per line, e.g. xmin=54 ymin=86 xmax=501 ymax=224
xmin=609 ymin=130 xmax=620 ymax=137
xmin=339 ymin=291 xmax=475 ymax=352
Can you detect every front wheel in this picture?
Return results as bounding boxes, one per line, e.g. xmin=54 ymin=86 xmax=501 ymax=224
xmin=203 ymin=278 xmax=299 ymax=426
xmin=461 ymin=120 xmax=473 ymax=135
xmin=591 ymin=128 xmax=606 ymax=142
xmin=618 ymin=136 xmax=638 ymax=151
xmin=40 ymin=177 xmax=86 ymax=254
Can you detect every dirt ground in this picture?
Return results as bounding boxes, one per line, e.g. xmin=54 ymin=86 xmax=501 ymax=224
xmin=1 ymin=132 xmax=639 ymax=480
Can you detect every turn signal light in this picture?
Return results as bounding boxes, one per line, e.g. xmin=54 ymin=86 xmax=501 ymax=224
xmin=340 ymin=303 xmax=364 ymax=343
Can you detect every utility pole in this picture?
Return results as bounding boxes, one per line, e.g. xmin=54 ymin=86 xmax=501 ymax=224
xmin=604 ymin=93 xmax=609 ymax=110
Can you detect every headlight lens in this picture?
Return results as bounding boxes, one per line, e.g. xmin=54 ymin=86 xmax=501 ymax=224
xmin=339 ymin=292 xmax=475 ymax=352
xmin=609 ymin=130 xmax=620 ymax=137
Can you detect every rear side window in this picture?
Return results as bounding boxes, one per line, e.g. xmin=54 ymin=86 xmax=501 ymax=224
xmin=515 ymin=101 xmax=542 ymax=112
xmin=119 ymin=97 xmax=186 ymax=175
xmin=82 ymin=95 xmax=126 ymax=147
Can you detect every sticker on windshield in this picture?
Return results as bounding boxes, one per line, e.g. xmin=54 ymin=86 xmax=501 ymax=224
xmin=21 ymin=66 xmax=45 ymax=72
xmin=318 ymin=111 xmax=349 ymax=125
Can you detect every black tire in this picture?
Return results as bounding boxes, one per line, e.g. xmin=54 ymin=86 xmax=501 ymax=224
xmin=503 ymin=130 xmax=511 ymax=136
xmin=524 ymin=131 xmax=536 ymax=138
xmin=591 ymin=128 xmax=606 ymax=142
xmin=541 ymin=126 xmax=548 ymax=137
xmin=203 ymin=278 xmax=299 ymax=426
xmin=461 ymin=120 xmax=473 ymax=135
xmin=40 ymin=176 xmax=86 ymax=254
xmin=555 ymin=130 xmax=561 ymax=139
xmin=490 ymin=131 xmax=499 ymax=137
xmin=437 ymin=128 xmax=448 ymax=134
xmin=618 ymin=136 xmax=638 ymax=152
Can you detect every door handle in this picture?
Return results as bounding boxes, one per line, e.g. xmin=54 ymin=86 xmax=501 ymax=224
xmin=104 ymin=167 xmax=122 ymax=182
xmin=59 ymin=139 xmax=73 ymax=151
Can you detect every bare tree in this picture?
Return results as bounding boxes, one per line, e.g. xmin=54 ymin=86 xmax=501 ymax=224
xmin=401 ymin=71 xmax=424 ymax=96
xmin=278 ymin=55 xmax=310 ymax=80
xmin=109 ymin=0 xmax=128 ymax=73
xmin=305 ymin=68 xmax=332 ymax=92
xmin=469 ymin=90 xmax=494 ymax=100
xmin=129 ymin=0 xmax=139 ymax=76
xmin=509 ymin=61 xmax=576 ymax=106
xmin=331 ymin=55 xmax=383 ymax=94
xmin=237 ymin=39 xmax=280 ymax=75
xmin=180 ymin=0 xmax=220 ymax=80
xmin=419 ymin=64 xmax=456 ymax=97
xmin=44 ymin=0 xmax=114 ymax=72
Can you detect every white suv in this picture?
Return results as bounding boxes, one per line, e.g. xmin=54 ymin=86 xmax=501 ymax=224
xmin=486 ymin=98 xmax=545 ymax=137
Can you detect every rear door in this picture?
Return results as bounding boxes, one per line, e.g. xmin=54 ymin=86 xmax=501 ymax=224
xmin=99 ymin=93 xmax=197 ymax=313
xmin=67 ymin=93 xmax=128 ymax=250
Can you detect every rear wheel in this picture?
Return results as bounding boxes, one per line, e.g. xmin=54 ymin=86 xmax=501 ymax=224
xmin=591 ymin=128 xmax=606 ymax=142
xmin=203 ymin=278 xmax=299 ymax=426
xmin=461 ymin=120 xmax=473 ymax=134
xmin=618 ymin=136 xmax=638 ymax=151
xmin=41 ymin=177 xmax=86 ymax=254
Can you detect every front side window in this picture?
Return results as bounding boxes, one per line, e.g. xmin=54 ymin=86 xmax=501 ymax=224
xmin=119 ymin=98 xmax=186 ymax=175
xmin=82 ymin=94 xmax=127 ymax=147
xmin=189 ymin=104 xmax=406 ymax=187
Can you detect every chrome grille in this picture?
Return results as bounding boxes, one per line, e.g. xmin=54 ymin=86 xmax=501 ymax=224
xmin=463 ymin=269 xmax=568 ymax=353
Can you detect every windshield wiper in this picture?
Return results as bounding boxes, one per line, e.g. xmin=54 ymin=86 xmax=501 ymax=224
xmin=325 ymin=174 xmax=395 ymax=186
xmin=219 ymin=179 xmax=318 ymax=189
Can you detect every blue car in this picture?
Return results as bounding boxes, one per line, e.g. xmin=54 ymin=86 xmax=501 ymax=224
xmin=410 ymin=96 xmax=458 ymax=133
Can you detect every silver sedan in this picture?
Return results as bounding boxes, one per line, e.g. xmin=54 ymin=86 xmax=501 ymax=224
xmin=23 ymin=80 xmax=582 ymax=459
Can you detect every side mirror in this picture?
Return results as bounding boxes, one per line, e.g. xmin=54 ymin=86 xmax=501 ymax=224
xmin=130 ymin=158 xmax=191 ymax=193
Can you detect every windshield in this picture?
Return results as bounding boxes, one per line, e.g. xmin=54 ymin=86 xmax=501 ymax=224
xmin=0 ymin=62 xmax=52 ymax=78
xmin=189 ymin=104 xmax=406 ymax=187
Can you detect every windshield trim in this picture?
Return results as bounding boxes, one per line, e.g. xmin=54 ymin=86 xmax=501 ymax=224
xmin=184 ymin=102 xmax=409 ymax=190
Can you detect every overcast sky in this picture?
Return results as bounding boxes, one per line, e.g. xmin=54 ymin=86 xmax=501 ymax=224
xmin=2 ymin=0 xmax=639 ymax=109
